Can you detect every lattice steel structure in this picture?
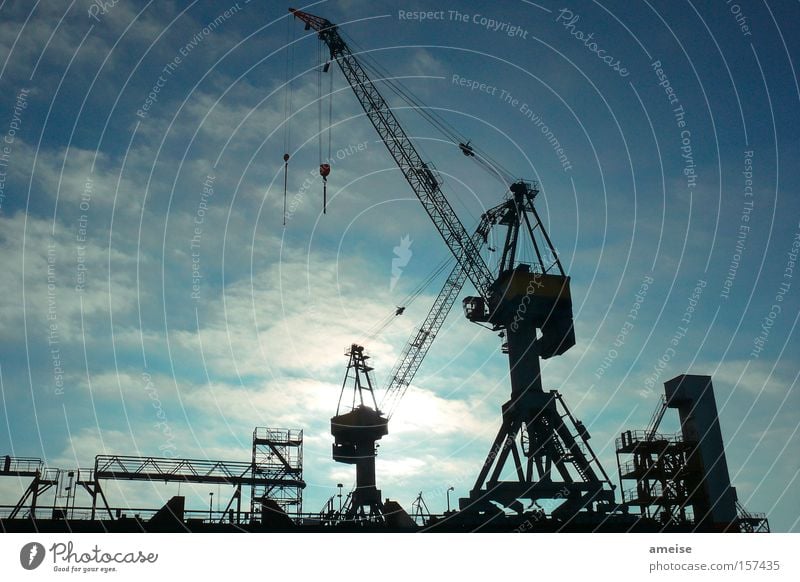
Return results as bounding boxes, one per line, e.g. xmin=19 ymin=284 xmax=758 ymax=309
xmin=89 ymin=455 xmax=256 ymax=521
xmin=85 ymin=436 xmax=305 ymax=524
xmin=736 ymin=501 xmax=770 ymax=533
xmin=617 ymin=376 xmax=769 ymax=532
xmin=616 ymin=429 xmax=695 ymax=525
xmin=0 ymin=456 xmax=59 ymax=519
xmin=251 ymin=428 xmax=304 ymax=518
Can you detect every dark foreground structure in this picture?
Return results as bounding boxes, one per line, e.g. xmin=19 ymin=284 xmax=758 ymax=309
xmin=1 ymin=375 xmax=769 ymax=534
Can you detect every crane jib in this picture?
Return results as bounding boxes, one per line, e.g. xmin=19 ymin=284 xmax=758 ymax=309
xmin=290 ymin=8 xmax=495 ymax=298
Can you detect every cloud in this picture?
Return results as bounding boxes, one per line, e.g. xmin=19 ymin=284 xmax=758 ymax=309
xmin=0 ymin=212 xmax=140 ymax=344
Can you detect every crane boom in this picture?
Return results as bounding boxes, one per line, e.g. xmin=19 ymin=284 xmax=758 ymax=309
xmin=289 ymin=8 xmax=495 ymax=298
xmin=381 ymin=200 xmax=511 ymax=418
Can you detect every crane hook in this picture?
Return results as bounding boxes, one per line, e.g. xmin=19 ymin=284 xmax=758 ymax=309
xmin=320 ymin=163 xmax=331 ymax=214
xmin=282 ymin=153 xmax=291 ymax=226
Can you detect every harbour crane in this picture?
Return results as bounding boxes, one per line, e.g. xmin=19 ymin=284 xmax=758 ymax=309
xmin=290 ymin=8 xmax=615 ymax=523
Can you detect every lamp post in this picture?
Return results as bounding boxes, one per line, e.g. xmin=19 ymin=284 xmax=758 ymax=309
xmin=446 ymin=486 xmax=454 ymax=513
xmin=209 ymin=492 xmax=213 ymax=522
xmin=67 ymin=471 xmax=75 ymax=517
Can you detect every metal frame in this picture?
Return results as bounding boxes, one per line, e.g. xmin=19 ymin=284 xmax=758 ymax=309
xmin=411 ymin=492 xmax=432 ymax=526
xmin=87 ymin=452 xmax=305 ymax=522
xmin=616 ymin=429 xmax=695 ymax=525
xmin=1 ymin=456 xmax=59 ymax=519
xmin=250 ymin=428 xmax=304 ymax=519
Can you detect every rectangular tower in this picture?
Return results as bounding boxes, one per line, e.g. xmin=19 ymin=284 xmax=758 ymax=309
xmin=664 ymin=375 xmax=738 ymax=530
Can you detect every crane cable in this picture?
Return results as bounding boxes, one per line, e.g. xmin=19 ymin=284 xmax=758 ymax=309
xmin=282 ymin=17 xmax=296 ymax=226
xmin=362 ymin=257 xmax=453 ymax=340
xmin=338 ymin=33 xmax=516 ymax=231
xmin=341 ymin=31 xmax=518 ymax=185
xmin=360 ymin=254 xmax=455 ymax=343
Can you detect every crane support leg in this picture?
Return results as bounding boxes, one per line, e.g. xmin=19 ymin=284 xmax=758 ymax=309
xmin=462 ymin=330 xmax=614 ymax=518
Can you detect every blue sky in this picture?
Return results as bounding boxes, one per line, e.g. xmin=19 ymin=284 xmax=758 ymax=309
xmin=0 ymin=0 xmax=798 ymax=531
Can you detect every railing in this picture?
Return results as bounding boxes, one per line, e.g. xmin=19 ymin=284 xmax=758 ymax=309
xmin=41 ymin=468 xmax=61 ymax=482
xmin=645 ymin=396 xmax=668 ymax=438
xmin=75 ymin=468 xmax=95 ymax=484
xmin=623 ymin=484 xmax=666 ymax=503
xmin=0 ymin=503 xmax=418 ymax=527
xmin=0 ymin=503 xmax=262 ymax=524
xmin=616 ymin=430 xmax=685 ymax=450
xmin=94 ymin=456 xmax=254 ymax=484
xmin=736 ymin=501 xmax=768 ymax=523
xmin=618 ymin=460 xmax=646 ymax=477
xmin=0 ymin=456 xmax=43 ymax=474
xmin=252 ymin=427 xmax=303 ymax=446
